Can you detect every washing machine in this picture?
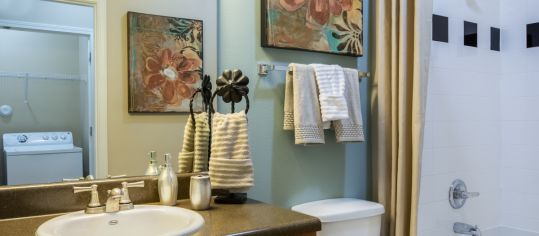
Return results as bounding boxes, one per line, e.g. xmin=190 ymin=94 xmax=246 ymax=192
xmin=2 ymin=132 xmax=83 ymax=185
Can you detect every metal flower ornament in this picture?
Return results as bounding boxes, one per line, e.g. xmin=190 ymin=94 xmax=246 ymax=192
xmin=200 ymin=75 xmax=213 ymax=109
xmin=212 ymin=69 xmax=250 ymax=114
xmin=216 ymin=69 xmax=249 ymax=103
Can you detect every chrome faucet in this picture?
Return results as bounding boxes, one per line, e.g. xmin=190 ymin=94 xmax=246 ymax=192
xmin=105 ymin=188 xmax=123 ymax=213
xmin=73 ymin=181 xmax=145 ymax=214
xmin=454 ymin=222 xmax=481 ymax=236
xmin=449 ymin=179 xmax=480 ymax=209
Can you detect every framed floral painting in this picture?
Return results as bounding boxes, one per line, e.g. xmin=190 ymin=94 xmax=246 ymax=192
xmin=127 ymin=12 xmax=203 ymax=113
xmin=261 ymin=0 xmax=363 ymax=57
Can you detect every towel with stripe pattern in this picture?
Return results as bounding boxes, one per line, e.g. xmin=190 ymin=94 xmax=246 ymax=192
xmin=311 ymin=64 xmax=349 ymax=122
xmin=208 ymin=111 xmax=254 ymax=193
xmin=178 ymin=112 xmax=210 ymax=173
xmin=284 ymin=63 xmax=365 ymax=144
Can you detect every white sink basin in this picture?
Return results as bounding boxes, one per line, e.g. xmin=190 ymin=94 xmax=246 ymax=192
xmin=36 ymin=205 xmax=204 ymax=236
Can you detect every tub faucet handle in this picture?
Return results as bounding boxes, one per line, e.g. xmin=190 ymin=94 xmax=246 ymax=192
xmin=461 ymin=191 xmax=480 ymax=199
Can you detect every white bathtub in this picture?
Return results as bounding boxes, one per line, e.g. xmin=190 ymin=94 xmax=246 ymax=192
xmin=483 ymin=227 xmax=539 ymax=236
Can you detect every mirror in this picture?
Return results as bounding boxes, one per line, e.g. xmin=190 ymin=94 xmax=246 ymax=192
xmin=0 ymin=0 xmax=94 ymax=185
xmin=0 ymin=0 xmax=218 ymax=186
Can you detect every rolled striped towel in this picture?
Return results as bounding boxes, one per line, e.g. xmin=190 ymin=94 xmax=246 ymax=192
xmin=178 ymin=112 xmax=210 ymax=173
xmin=193 ymin=112 xmax=210 ymax=172
xmin=209 ymin=111 xmax=254 ymax=192
xmin=178 ymin=115 xmax=195 ymax=174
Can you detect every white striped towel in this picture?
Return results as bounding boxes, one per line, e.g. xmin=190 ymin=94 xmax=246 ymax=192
xmin=311 ymin=64 xmax=349 ymax=122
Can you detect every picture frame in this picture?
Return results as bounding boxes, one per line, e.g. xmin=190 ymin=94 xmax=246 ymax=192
xmin=261 ymin=0 xmax=364 ymax=57
xmin=127 ymin=12 xmax=204 ymax=113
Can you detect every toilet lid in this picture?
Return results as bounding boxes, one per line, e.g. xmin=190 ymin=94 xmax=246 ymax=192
xmin=291 ymin=198 xmax=385 ymax=223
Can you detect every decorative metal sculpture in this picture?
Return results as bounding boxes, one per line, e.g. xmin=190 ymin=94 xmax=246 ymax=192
xmin=190 ymin=75 xmax=212 ymax=123
xmin=211 ymin=69 xmax=250 ymax=114
xmin=200 ymin=75 xmax=213 ymax=109
xmin=216 ymin=69 xmax=249 ymax=103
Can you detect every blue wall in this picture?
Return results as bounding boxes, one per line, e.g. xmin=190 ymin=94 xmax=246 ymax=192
xmin=218 ymin=0 xmax=371 ymax=207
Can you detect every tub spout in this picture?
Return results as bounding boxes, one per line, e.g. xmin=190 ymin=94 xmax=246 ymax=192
xmin=454 ymin=222 xmax=481 ymax=236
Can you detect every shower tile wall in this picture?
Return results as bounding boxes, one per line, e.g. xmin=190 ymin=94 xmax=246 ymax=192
xmin=500 ymin=0 xmax=539 ymax=231
xmin=419 ymin=0 xmax=502 ymax=235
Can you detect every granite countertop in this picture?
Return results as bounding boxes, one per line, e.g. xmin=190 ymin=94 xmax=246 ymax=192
xmin=0 ymin=199 xmax=321 ymax=236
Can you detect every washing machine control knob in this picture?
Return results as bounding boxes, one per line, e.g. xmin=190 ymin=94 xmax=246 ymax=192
xmin=52 ymin=135 xmax=58 ymax=141
xmin=43 ymin=135 xmax=50 ymax=140
xmin=60 ymin=135 xmax=67 ymax=140
xmin=17 ymin=135 xmax=28 ymax=143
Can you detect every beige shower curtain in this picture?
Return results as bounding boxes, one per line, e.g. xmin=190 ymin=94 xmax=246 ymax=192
xmin=371 ymin=0 xmax=432 ymax=235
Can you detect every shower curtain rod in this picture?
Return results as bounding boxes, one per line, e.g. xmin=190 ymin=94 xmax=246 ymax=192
xmin=257 ymin=63 xmax=370 ymax=80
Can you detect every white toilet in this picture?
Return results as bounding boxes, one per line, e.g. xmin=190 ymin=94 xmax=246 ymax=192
xmin=292 ymin=198 xmax=385 ymax=236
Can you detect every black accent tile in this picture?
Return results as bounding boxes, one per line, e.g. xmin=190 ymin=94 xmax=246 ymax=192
xmin=491 ymin=27 xmax=500 ymax=51
xmin=464 ymin=21 xmax=478 ymax=47
xmin=433 ymin=14 xmax=449 ymax=43
xmin=527 ymin=22 xmax=539 ymax=48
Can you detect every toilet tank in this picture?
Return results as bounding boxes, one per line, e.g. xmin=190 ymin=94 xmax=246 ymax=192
xmin=292 ymin=198 xmax=385 ymax=236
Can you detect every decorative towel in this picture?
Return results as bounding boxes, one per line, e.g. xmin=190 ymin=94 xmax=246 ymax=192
xmin=178 ymin=112 xmax=210 ymax=173
xmin=209 ymin=111 xmax=254 ymax=193
xmin=193 ymin=112 xmax=210 ymax=172
xmin=283 ymin=63 xmax=325 ymax=144
xmin=311 ymin=64 xmax=349 ymax=122
xmin=333 ymin=68 xmax=365 ymax=142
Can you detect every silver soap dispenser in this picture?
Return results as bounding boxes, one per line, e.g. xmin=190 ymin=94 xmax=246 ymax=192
xmin=158 ymin=153 xmax=178 ymax=206
xmin=144 ymin=151 xmax=159 ymax=176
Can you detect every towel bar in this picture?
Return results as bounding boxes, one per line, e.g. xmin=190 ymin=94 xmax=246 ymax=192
xmin=257 ymin=63 xmax=370 ymax=80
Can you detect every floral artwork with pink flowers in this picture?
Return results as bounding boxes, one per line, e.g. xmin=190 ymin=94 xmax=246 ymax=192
xmin=262 ymin=0 xmax=363 ymax=56
xmin=128 ymin=12 xmax=203 ymax=113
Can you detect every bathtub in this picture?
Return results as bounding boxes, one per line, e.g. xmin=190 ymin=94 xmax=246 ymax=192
xmin=483 ymin=227 xmax=539 ymax=236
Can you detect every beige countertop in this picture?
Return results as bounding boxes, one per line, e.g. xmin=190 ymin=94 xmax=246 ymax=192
xmin=0 ymin=198 xmax=321 ymax=236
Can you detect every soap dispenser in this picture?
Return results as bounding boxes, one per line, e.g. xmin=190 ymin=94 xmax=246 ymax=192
xmin=144 ymin=151 xmax=159 ymax=176
xmin=158 ymin=153 xmax=178 ymax=206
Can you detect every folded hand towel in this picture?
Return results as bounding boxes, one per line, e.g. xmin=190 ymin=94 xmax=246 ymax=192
xmin=209 ymin=111 xmax=254 ymax=193
xmin=178 ymin=115 xmax=195 ymax=173
xmin=311 ymin=64 xmax=349 ymax=122
xmin=334 ymin=68 xmax=365 ymax=142
xmin=193 ymin=112 xmax=210 ymax=172
xmin=283 ymin=63 xmax=325 ymax=144
xmin=178 ymin=112 xmax=210 ymax=173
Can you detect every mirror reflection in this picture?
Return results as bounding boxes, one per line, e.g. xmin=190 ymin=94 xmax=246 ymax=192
xmin=0 ymin=0 xmax=219 ymax=186
xmin=0 ymin=1 xmax=94 ymax=185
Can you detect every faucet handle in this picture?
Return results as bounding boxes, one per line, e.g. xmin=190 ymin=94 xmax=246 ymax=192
xmin=120 ymin=181 xmax=145 ymax=208
xmin=125 ymin=180 xmax=145 ymax=188
xmin=107 ymin=174 xmax=127 ymax=179
xmin=73 ymin=184 xmax=104 ymax=214
xmin=461 ymin=191 xmax=480 ymax=199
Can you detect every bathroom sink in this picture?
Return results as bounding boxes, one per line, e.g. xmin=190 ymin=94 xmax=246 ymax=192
xmin=36 ymin=205 xmax=204 ymax=236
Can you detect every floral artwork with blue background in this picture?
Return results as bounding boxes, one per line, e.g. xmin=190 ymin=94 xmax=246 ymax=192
xmin=128 ymin=12 xmax=203 ymax=113
xmin=262 ymin=0 xmax=363 ymax=57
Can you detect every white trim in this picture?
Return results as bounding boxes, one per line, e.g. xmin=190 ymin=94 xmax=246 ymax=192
xmin=0 ymin=19 xmax=93 ymax=36
xmin=90 ymin=0 xmax=108 ymax=179
xmin=52 ymin=0 xmax=108 ymax=179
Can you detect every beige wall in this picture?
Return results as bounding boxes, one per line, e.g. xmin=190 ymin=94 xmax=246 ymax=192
xmin=106 ymin=0 xmax=217 ymax=175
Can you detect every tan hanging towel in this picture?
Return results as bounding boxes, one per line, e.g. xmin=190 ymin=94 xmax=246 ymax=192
xmin=283 ymin=63 xmax=325 ymax=144
xmin=178 ymin=112 xmax=210 ymax=173
xmin=209 ymin=111 xmax=254 ymax=193
xmin=333 ymin=68 xmax=365 ymax=142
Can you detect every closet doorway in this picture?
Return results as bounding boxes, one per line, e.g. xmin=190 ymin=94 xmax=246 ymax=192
xmin=0 ymin=1 xmax=96 ymax=184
